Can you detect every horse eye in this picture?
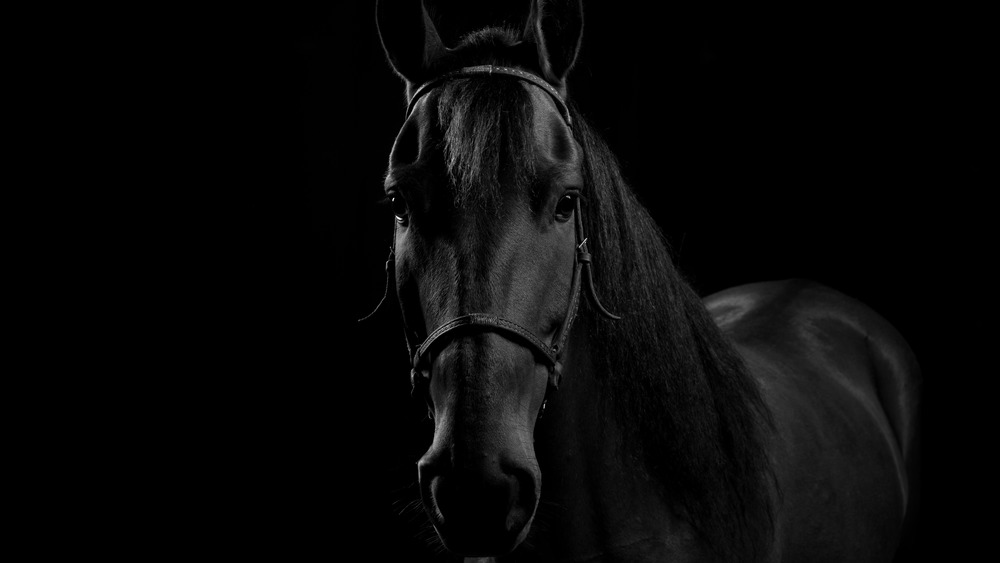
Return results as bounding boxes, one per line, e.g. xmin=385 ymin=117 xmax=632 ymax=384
xmin=554 ymin=194 xmax=577 ymax=222
xmin=390 ymin=196 xmax=409 ymax=224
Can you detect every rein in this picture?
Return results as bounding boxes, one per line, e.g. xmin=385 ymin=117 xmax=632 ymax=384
xmin=381 ymin=65 xmax=620 ymax=393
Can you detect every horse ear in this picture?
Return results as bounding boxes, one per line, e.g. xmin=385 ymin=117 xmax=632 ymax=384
xmin=376 ymin=0 xmax=449 ymax=85
xmin=523 ymin=0 xmax=584 ymax=87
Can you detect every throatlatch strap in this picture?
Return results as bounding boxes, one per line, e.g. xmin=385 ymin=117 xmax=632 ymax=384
xmin=575 ymin=198 xmax=621 ymax=322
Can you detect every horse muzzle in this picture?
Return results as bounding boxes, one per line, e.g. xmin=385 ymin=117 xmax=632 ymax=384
xmin=418 ymin=440 xmax=540 ymax=556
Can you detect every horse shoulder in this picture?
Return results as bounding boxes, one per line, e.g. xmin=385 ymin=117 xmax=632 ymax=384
xmin=704 ymin=278 xmax=920 ymax=460
xmin=704 ymin=279 xmax=920 ymax=562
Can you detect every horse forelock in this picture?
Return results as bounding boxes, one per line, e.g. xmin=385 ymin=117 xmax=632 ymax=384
xmin=416 ymin=27 xmax=558 ymax=214
xmin=435 ymin=78 xmax=536 ymax=214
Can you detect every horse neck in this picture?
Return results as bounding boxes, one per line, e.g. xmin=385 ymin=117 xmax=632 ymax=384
xmin=513 ymin=328 xmax=709 ymax=563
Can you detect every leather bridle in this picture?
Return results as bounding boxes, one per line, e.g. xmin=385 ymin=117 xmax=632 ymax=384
xmin=390 ymin=65 xmax=620 ymax=393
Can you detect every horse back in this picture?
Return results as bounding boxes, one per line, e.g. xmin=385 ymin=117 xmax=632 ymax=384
xmin=705 ymin=279 xmax=921 ymax=562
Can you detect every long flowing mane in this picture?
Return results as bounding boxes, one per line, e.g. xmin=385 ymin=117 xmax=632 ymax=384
xmin=573 ymin=111 xmax=777 ymax=561
xmin=431 ymin=27 xmax=777 ymax=562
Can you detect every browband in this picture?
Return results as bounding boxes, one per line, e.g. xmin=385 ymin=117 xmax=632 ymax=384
xmin=405 ymin=65 xmax=573 ymax=128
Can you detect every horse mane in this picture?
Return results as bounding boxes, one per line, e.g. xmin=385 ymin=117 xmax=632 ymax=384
xmin=572 ymin=113 xmax=777 ymax=562
xmin=435 ymin=27 xmax=777 ymax=562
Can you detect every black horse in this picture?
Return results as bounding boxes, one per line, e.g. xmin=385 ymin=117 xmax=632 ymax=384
xmin=372 ymin=1 xmax=921 ymax=560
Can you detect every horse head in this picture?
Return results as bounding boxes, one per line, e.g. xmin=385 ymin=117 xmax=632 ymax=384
xmin=376 ymin=0 xmax=599 ymax=555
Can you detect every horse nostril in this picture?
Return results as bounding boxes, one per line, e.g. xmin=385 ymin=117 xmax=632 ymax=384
xmin=503 ymin=465 xmax=537 ymax=533
xmin=419 ymin=456 xmax=539 ymax=549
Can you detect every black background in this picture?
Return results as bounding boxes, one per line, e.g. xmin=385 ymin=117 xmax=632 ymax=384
xmin=123 ymin=1 xmax=977 ymax=560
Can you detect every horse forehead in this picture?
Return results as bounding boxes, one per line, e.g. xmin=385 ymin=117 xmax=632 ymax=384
xmin=397 ymin=82 xmax=578 ymax=170
xmin=524 ymin=84 xmax=577 ymax=164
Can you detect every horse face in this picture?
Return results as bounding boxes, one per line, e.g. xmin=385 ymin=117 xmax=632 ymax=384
xmin=387 ymin=84 xmax=583 ymax=556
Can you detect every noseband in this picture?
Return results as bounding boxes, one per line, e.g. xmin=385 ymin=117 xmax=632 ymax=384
xmin=390 ymin=65 xmax=620 ymax=391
